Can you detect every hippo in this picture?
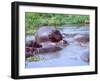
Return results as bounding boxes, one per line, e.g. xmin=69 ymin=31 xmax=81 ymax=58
xmin=25 ymin=40 xmax=42 ymax=58
xmin=26 ymin=40 xmax=42 ymax=48
xmin=74 ymin=34 xmax=89 ymax=47
xmin=35 ymin=27 xmax=63 ymax=45
xmin=25 ymin=27 xmax=68 ymax=57
xmin=25 ymin=47 xmax=35 ymax=58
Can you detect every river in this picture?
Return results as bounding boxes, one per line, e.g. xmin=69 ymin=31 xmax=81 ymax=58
xmin=25 ymin=25 xmax=89 ymax=68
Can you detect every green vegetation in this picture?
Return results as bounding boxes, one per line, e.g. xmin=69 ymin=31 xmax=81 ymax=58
xmin=25 ymin=12 xmax=89 ymax=35
xmin=26 ymin=56 xmax=42 ymax=62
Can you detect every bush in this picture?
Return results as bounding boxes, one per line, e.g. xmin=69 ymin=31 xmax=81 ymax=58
xmin=25 ymin=12 xmax=89 ymax=35
xmin=26 ymin=56 xmax=41 ymax=62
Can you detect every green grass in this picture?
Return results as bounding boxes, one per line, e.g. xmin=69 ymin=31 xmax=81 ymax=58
xmin=26 ymin=56 xmax=42 ymax=62
xmin=25 ymin=12 xmax=89 ymax=35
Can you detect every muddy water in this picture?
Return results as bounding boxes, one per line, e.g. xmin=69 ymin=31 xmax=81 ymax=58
xmin=25 ymin=25 xmax=89 ymax=68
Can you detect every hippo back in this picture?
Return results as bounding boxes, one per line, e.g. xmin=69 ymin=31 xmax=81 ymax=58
xmin=35 ymin=27 xmax=56 ymax=44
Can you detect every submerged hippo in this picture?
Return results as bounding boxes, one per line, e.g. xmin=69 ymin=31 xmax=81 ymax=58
xmin=74 ymin=34 xmax=89 ymax=47
xmin=25 ymin=40 xmax=42 ymax=57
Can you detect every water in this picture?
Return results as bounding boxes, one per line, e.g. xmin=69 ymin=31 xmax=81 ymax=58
xmin=25 ymin=25 xmax=89 ymax=68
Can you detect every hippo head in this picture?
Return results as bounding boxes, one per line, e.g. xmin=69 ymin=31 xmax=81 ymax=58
xmin=49 ymin=30 xmax=63 ymax=42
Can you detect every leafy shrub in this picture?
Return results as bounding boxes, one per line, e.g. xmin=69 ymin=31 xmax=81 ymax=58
xmin=26 ymin=56 xmax=41 ymax=62
xmin=25 ymin=12 xmax=89 ymax=35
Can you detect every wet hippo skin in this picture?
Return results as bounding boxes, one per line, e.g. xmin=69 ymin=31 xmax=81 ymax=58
xmin=35 ymin=27 xmax=63 ymax=44
xmin=25 ymin=27 xmax=65 ymax=57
